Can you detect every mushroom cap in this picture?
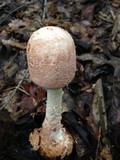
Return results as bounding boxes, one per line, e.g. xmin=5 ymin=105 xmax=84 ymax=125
xmin=27 ymin=26 xmax=76 ymax=89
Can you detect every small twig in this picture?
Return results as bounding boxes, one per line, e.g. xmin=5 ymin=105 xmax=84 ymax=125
xmin=111 ymin=11 xmax=120 ymax=40
xmin=0 ymin=69 xmax=28 ymax=110
xmin=0 ymin=0 xmax=38 ymax=25
xmin=42 ymin=0 xmax=47 ymax=19
xmin=106 ymin=0 xmax=115 ymax=20
xmin=1 ymin=39 xmax=26 ymax=49
xmin=109 ymin=9 xmax=115 ymax=21
xmin=8 ymin=53 xmax=19 ymax=66
xmin=0 ymin=2 xmax=6 ymax=9
xmin=95 ymin=127 xmax=101 ymax=160
xmin=18 ymin=87 xmax=30 ymax=96
xmin=98 ymin=11 xmax=113 ymax=23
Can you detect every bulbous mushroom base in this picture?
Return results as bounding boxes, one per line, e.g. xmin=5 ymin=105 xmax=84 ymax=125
xmin=40 ymin=126 xmax=73 ymax=158
xmin=29 ymin=126 xmax=73 ymax=159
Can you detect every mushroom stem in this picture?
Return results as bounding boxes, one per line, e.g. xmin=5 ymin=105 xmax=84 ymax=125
xmin=39 ymin=88 xmax=73 ymax=158
xmin=44 ymin=88 xmax=62 ymax=130
xmin=29 ymin=88 xmax=73 ymax=158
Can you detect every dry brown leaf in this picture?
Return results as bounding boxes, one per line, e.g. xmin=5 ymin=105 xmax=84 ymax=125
xmin=8 ymin=18 xmax=30 ymax=30
xmin=100 ymin=146 xmax=112 ymax=160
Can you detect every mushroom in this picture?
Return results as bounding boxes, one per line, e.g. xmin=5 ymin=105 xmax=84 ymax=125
xmin=27 ymin=26 xmax=76 ymax=159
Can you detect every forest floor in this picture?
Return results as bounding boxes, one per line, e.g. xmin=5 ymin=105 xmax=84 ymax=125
xmin=0 ymin=0 xmax=120 ymax=160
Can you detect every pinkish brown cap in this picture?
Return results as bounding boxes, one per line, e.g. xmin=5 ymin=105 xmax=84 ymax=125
xmin=27 ymin=26 xmax=76 ymax=89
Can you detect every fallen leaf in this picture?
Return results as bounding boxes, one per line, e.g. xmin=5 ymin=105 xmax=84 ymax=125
xmin=100 ymin=146 xmax=112 ymax=160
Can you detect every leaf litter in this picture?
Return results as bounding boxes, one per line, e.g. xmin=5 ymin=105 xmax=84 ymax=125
xmin=0 ymin=0 xmax=120 ymax=159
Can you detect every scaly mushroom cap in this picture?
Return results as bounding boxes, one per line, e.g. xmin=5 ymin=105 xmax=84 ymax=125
xmin=27 ymin=26 xmax=76 ymax=89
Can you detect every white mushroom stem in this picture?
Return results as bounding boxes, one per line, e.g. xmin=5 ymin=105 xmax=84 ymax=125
xmin=39 ymin=88 xmax=73 ymax=158
xmin=29 ymin=90 xmax=73 ymax=158
xmin=45 ymin=88 xmax=62 ymax=130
